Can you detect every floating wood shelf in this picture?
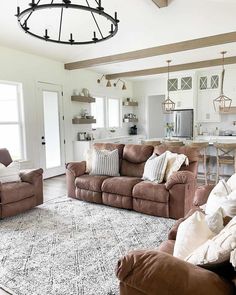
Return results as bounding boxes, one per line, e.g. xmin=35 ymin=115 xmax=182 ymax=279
xmin=123 ymin=101 xmax=138 ymax=107
xmin=72 ymin=118 xmax=96 ymax=124
xmin=219 ymin=106 xmax=236 ymax=114
xmin=71 ymin=95 xmax=95 ymax=103
xmin=123 ymin=118 xmax=138 ymax=123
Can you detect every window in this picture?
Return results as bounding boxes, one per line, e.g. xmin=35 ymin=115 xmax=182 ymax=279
xmin=91 ymin=97 xmax=105 ymax=128
xmin=91 ymin=96 xmax=121 ymax=129
xmin=181 ymin=77 xmax=192 ymax=90
xmin=0 ymin=82 xmax=24 ymax=160
xmin=108 ymin=98 xmax=120 ymax=128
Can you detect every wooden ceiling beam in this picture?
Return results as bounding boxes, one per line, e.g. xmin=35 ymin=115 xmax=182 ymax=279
xmin=64 ymin=31 xmax=236 ymax=70
xmin=152 ymin=0 xmax=168 ymax=8
xmin=105 ymin=56 xmax=236 ymax=80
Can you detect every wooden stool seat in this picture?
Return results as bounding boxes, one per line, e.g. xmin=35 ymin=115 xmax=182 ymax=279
xmin=163 ymin=141 xmax=184 ymax=147
xmin=213 ymin=142 xmax=236 ymax=184
xmin=186 ymin=141 xmax=209 ymax=184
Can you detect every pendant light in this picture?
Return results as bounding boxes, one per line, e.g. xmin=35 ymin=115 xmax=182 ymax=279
xmin=213 ymin=51 xmax=232 ymax=112
xmin=162 ymin=60 xmax=175 ymax=113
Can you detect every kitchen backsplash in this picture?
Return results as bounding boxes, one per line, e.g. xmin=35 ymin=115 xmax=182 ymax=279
xmin=199 ymin=114 xmax=236 ymax=135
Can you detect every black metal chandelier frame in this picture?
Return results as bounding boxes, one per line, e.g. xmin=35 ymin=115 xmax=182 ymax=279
xmin=16 ymin=0 xmax=119 ymax=45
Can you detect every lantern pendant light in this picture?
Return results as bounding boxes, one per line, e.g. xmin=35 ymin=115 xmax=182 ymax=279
xmin=213 ymin=51 xmax=232 ymax=112
xmin=162 ymin=60 xmax=175 ymax=113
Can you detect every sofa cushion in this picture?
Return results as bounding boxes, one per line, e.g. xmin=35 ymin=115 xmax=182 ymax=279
xmin=0 ymin=182 xmax=34 ymax=204
xmin=133 ymin=182 xmax=169 ymax=203
xmin=102 ymin=176 xmax=142 ymax=197
xmin=75 ymin=175 xmax=110 ymax=193
xmin=121 ymin=144 xmax=154 ymax=178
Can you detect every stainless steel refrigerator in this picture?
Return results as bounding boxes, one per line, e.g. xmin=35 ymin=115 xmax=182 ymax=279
xmin=164 ymin=109 xmax=193 ymax=138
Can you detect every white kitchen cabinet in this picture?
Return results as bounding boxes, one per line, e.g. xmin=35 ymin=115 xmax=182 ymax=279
xmin=169 ymin=90 xmax=194 ymax=110
xmin=196 ymin=89 xmax=220 ymax=123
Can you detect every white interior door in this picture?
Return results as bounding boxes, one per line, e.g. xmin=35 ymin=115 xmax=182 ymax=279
xmin=38 ymin=83 xmax=65 ymax=179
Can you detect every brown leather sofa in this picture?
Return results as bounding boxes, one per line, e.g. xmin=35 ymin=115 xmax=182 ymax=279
xmin=116 ymin=185 xmax=236 ymax=295
xmin=0 ymin=148 xmax=43 ymax=218
xmin=66 ymin=143 xmax=199 ymax=219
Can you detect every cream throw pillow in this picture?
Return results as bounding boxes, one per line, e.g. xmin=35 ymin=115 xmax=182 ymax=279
xmin=230 ymin=248 xmax=236 ymax=268
xmin=0 ymin=161 xmax=21 ymax=183
xmin=164 ymin=151 xmax=189 ymax=181
xmin=186 ymin=216 xmax=236 ymax=265
xmin=90 ymin=149 xmax=120 ymax=177
xmin=173 ymin=211 xmax=215 ymax=260
xmin=142 ymin=152 xmax=168 ymax=183
xmin=205 ymin=180 xmax=236 ymax=217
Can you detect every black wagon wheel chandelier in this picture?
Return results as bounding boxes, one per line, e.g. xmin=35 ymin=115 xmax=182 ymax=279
xmin=16 ymin=0 xmax=119 ymax=45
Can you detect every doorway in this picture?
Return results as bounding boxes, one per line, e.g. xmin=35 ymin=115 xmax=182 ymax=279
xmin=147 ymin=95 xmax=165 ymax=138
xmin=37 ymin=83 xmax=65 ymax=179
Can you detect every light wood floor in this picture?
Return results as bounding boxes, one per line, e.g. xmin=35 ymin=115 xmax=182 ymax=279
xmin=0 ymin=174 xmax=67 ymax=295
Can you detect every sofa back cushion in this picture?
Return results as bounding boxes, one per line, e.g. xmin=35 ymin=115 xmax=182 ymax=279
xmin=154 ymin=145 xmax=199 ymax=177
xmin=121 ymin=144 xmax=154 ymax=177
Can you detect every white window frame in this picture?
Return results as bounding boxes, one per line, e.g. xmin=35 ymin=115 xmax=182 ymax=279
xmin=0 ymin=80 xmax=25 ymax=160
xmin=107 ymin=96 xmax=121 ymax=128
xmin=91 ymin=95 xmax=121 ymax=129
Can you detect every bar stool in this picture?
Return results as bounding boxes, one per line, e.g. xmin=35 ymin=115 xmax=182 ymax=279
xmin=163 ymin=141 xmax=184 ymax=147
xmin=213 ymin=142 xmax=236 ymax=184
xmin=141 ymin=140 xmax=161 ymax=146
xmin=187 ymin=141 xmax=210 ymax=185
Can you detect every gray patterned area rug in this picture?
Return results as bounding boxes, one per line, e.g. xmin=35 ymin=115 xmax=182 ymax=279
xmin=0 ymin=197 xmax=175 ymax=295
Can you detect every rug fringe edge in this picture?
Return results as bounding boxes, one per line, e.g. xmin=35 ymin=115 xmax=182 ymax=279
xmin=0 ymin=283 xmax=18 ymax=295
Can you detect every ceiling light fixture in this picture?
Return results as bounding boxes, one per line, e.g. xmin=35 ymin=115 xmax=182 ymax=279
xmin=16 ymin=0 xmax=119 ymax=45
xmin=162 ymin=60 xmax=175 ymax=113
xmin=213 ymin=51 xmax=232 ymax=112
xmin=114 ymin=79 xmax=127 ymax=90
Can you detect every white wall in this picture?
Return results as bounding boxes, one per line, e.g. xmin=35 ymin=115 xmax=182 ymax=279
xmin=0 ymin=45 xmax=133 ymax=168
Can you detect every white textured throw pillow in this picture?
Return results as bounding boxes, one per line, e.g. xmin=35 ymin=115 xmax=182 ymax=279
xmin=0 ymin=161 xmax=20 ymax=183
xmin=173 ymin=211 xmax=215 ymax=260
xmin=90 ymin=149 xmax=120 ymax=177
xmin=227 ymin=173 xmax=236 ymax=191
xmin=230 ymin=248 xmax=236 ymax=268
xmin=205 ymin=208 xmax=224 ymax=234
xmin=142 ymin=152 xmax=168 ymax=183
xmin=186 ymin=217 xmax=236 ymax=266
xmin=205 ymin=180 xmax=232 ymax=216
xmin=164 ymin=151 xmax=189 ymax=181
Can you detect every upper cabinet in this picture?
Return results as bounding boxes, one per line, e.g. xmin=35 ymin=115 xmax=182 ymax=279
xmin=166 ymin=75 xmax=194 ymax=109
xmin=196 ymin=71 xmax=221 ymax=123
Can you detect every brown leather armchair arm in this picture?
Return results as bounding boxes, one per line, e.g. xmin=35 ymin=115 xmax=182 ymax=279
xmin=116 ymin=250 xmax=234 ymax=295
xmin=19 ymin=168 xmax=43 ymax=184
xmin=193 ymin=184 xmax=215 ymax=206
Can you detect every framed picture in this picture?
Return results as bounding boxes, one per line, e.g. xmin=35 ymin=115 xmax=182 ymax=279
xmin=78 ymin=132 xmax=86 ymax=141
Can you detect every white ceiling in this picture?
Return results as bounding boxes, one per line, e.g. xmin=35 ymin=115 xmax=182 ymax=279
xmin=1 ymin=0 xmax=236 ymax=80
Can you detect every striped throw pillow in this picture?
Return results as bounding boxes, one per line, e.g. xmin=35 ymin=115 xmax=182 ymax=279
xmin=142 ymin=152 xmax=168 ymax=183
xmin=90 ymin=149 xmax=120 ymax=176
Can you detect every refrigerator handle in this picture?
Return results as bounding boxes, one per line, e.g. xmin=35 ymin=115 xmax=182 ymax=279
xmin=174 ymin=112 xmax=177 ymax=134
xmin=178 ymin=113 xmax=180 ymax=134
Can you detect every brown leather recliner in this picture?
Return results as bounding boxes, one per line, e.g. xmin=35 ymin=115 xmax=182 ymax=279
xmin=0 ymin=148 xmax=43 ymax=218
xmin=116 ymin=185 xmax=236 ymax=295
xmin=66 ymin=143 xmax=199 ymax=219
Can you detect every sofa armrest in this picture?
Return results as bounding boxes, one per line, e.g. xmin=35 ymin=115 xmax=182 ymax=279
xmin=116 ymin=250 xmax=234 ymax=295
xmin=165 ymin=170 xmax=195 ymax=190
xmin=193 ymin=184 xmax=215 ymax=206
xmin=19 ymin=168 xmax=43 ymax=184
xmin=66 ymin=161 xmax=86 ymax=199
xmin=66 ymin=161 xmax=86 ymax=177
